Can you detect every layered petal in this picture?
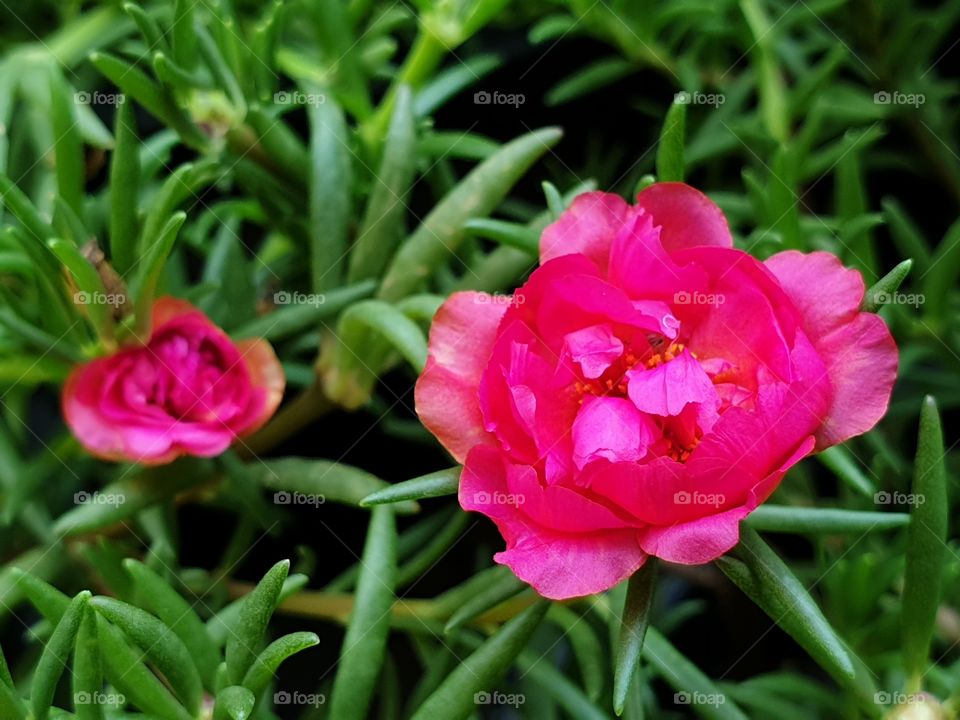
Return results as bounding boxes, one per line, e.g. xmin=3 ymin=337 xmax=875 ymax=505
xmin=540 ymin=191 xmax=635 ymax=271
xmin=415 ymin=292 xmax=508 ymax=462
xmin=635 ymin=182 xmax=733 ymax=252
xmin=765 ymin=251 xmax=898 ymax=447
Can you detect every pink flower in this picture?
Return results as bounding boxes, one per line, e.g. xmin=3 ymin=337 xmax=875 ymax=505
xmin=415 ymin=183 xmax=898 ymax=600
xmin=63 ymin=297 xmax=284 ymax=465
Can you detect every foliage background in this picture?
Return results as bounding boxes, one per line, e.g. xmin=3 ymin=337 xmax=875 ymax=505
xmin=0 ymin=0 xmax=956 ymax=718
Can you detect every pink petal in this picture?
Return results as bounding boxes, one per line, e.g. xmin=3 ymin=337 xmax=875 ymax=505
xmin=540 ymin=192 xmax=635 ymax=271
xmin=638 ymin=504 xmax=751 ymax=565
xmin=415 ymin=292 xmax=508 ymax=463
xmin=765 ymin=251 xmax=898 ymax=447
xmin=563 ymin=324 xmax=623 ymax=379
xmin=233 ymin=338 xmax=285 ymax=437
xmin=572 ymin=396 xmax=656 ymax=469
xmin=495 ymin=529 xmax=647 ymax=600
xmin=626 ymin=349 xmax=719 ymax=419
xmin=635 ymin=182 xmax=733 ymax=252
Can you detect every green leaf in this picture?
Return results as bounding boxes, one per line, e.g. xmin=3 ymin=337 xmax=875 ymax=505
xmin=817 ymin=445 xmax=876 ymax=498
xmin=923 ymin=217 xmax=960 ymax=320
xmin=349 ymin=84 xmax=417 ymax=283
xmin=643 ymin=627 xmax=749 ymax=720
xmin=546 ymin=57 xmax=634 ymax=106
xmin=862 ymin=259 xmax=913 ymax=312
xmin=132 ymin=211 xmax=186 ymax=338
xmin=463 ymin=217 xmax=539 ymax=256
xmin=251 ymin=457 xmax=419 ymax=514
xmin=542 ymin=180 xmax=565 ymax=220
xmin=213 ymin=686 xmax=255 ymax=720
xmin=329 ymin=506 xmax=397 ymax=720
xmin=96 ymin=615 xmax=193 ymax=720
xmin=444 ymin=567 xmax=525 ymax=633
xmin=47 ymin=238 xmax=113 ymax=342
xmin=232 ymin=280 xmax=375 ymax=341
xmin=88 ymin=52 xmax=208 ymax=150
xmin=241 ymin=631 xmax=320 ymax=696
xmin=123 ymin=559 xmax=219 ymax=689
xmin=378 ymin=127 xmax=562 ymax=300
xmin=226 ymin=559 xmax=290 ymax=684
xmin=89 ymin=596 xmax=203 ymax=715
xmin=409 ymin=600 xmax=549 ymax=720
xmin=207 ymin=573 xmax=308 ymax=647
xmin=172 ymin=0 xmax=198 ymax=69
xmin=49 ymin=70 xmax=85 ymax=218
xmin=902 ymin=396 xmax=948 ymax=690
xmin=396 ymin=511 xmax=469 ymax=588
xmin=739 ymin=0 xmax=788 ymax=143
xmin=361 ymin=467 xmax=461 ymax=506
xmin=546 ymin=604 xmax=604 ymax=702
xmin=31 ymin=591 xmax=90 ymax=720
xmin=10 ymin=567 xmax=70 ymax=622
xmin=881 ymin=198 xmax=930 ymax=273
xmin=108 ymin=98 xmax=141 ymax=275
xmin=656 ymin=99 xmax=687 ymax=182
xmin=337 ymin=300 xmax=429 ymax=372
xmin=308 ymin=91 xmax=352 ymax=292
xmin=72 ymin=606 xmax=103 ymax=720
xmin=139 ymin=160 xmax=217 ymax=262
xmin=716 ymin=527 xmax=856 ymax=686
xmin=53 ymin=462 xmax=201 ymax=536
xmin=517 ymin=648 xmax=610 ymax=720
xmin=746 ymin=506 xmax=910 ymax=534
xmin=614 ymin=561 xmax=658 ymax=715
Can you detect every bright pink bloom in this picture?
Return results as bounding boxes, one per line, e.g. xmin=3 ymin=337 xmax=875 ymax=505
xmin=416 ymin=183 xmax=897 ymax=599
xmin=63 ymin=297 xmax=284 ymax=465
